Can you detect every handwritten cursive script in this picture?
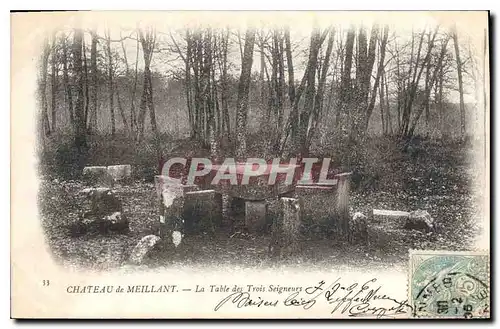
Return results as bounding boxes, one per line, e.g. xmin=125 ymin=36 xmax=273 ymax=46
xmin=323 ymin=278 xmax=412 ymax=318
xmin=213 ymin=278 xmax=413 ymax=318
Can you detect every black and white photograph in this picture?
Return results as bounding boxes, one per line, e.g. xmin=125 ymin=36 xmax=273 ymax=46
xmin=10 ymin=10 xmax=490 ymax=319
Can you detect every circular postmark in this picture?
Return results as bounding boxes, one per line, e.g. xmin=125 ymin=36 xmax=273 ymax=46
xmin=411 ymin=254 xmax=489 ymax=318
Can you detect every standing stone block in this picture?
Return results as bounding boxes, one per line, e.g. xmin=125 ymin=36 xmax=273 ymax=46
xmin=269 ymin=197 xmax=302 ymax=259
xmin=335 ymin=172 xmax=351 ymax=237
xmin=154 ymin=175 xmax=197 ymax=199
xmin=245 ymin=200 xmax=268 ymax=234
xmin=82 ymin=166 xmax=113 ymax=187
xmin=107 ymin=164 xmax=132 ymax=183
xmin=294 ymin=184 xmax=336 ymax=228
xmin=157 ymin=183 xmax=199 ymax=240
xmin=373 ymin=209 xmax=410 ymax=229
xmin=183 ymin=190 xmax=222 ymax=234
xmin=221 ymin=193 xmax=233 ymax=227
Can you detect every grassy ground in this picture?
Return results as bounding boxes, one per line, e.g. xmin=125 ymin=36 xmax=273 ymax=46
xmin=37 ymin=136 xmax=484 ymax=272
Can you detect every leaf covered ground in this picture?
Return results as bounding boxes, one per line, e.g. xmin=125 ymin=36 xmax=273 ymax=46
xmin=37 ymin=139 xmax=485 ymax=272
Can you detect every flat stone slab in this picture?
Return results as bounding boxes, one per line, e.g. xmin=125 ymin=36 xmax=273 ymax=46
xmin=107 ymin=164 xmax=132 ymax=182
xmin=373 ymin=209 xmax=411 ymax=218
xmin=373 ymin=209 xmax=434 ymax=232
xmin=154 ymin=175 xmax=198 ymax=199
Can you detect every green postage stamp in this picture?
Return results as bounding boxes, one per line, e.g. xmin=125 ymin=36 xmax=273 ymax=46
xmin=409 ymin=250 xmax=490 ymax=319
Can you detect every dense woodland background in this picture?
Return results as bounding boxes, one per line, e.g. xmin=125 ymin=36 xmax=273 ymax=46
xmin=35 ymin=22 xmax=486 ymax=182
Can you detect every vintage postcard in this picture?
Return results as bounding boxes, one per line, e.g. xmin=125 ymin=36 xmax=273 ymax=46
xmin=10 ymin=10 xmax=490 ymax=319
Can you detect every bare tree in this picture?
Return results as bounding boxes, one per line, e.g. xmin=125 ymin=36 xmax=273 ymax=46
xmin=72 ymin=28 xmax=87 ymax=154
xmin=50 ymin=30 xmax=57 ymax=132
xmin=337 ymin=26 xmax=355 ymax=132
xmin=364 ymin=25 xmax=389 ymax=132
xmin=138 ymin=27 xmax=159 ymax=141
xmin=452 ymin=25 xmax=466 ymax=139
xmin=235 ymin=28 xmax=256 ymax=159
xmin=104 ymin=29 xmax=116 ymax=137
xmin=39 ymin=36 xmax=51 ymax=136
xmin=61 ymin=33 xmax=75 ymax=129
xmin=88 ymin=30 xmax=98 ymax=134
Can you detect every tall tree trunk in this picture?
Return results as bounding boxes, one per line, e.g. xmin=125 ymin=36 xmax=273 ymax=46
xmin=40 ymin=36 xmax=51 ymax=136
xmin=89 ymin=30 xmax=98 ymax=134
xmin=131 ymin=36 xmax=139 ymax=138
xmin=235 ymin=28 xmax=256 ymax=159
xmin=384 ymin=72 xmax=393 ymax=134
xmin=83 ymin=37 xmax=90 ymax=131
xmin=453 ymin=26 xmax=466 ymax=139
xmin=184 ymin=30 xmax=194 ymax=137
xmin=297 ymin=28 xmax=323 ymax=156
xmin=408 ymin=35 xmax=449 ymax=137
xmin=284 ymin=27 xmax=295 ymax=105
xmin=50 ymin=31 xmax=57 ymax=133
xmin=61 ymin=34 xmax=74 ymax=129
xmin=307 ymin=27 xmax=335 ymax=149
xmin=73 ymin=29 xmax=87 ymax=154
xmin=121 ymin=31 xmax=138 ymax=136
xmin=115 ymin=83 xmax=129 ymax=133
xmin=105 ymin=30 xmax=116 ymax=137
xmin=364 ymin=25 xmax=389 ymax=132
xmin=337 ymin=27 xmax=355 ymax=132
xmin=138 ymin=28 xmax=159 ymax=141
xmin=379 ymin=71 xmax=386 ymax=134
xmin=221 ymin=29 xmax=230 ymax=137
xmin=438 ymin=63 xmax=446 ymax=139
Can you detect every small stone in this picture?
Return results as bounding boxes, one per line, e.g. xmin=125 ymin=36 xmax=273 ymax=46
xmin=128 ymin=235 xmax=161 ymax=265
xmin=405 ymin=210 xmax=435 ymax=232
xmin=172 ymin=231 xmax=183 ymax=248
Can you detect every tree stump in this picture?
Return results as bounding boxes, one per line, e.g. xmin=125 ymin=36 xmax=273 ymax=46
xmin=269 ymin=197 xmax=302 ymax=259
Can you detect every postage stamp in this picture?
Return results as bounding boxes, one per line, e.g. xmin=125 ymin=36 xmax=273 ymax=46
xmin=408 ymin=250 xmax=490 ymax=319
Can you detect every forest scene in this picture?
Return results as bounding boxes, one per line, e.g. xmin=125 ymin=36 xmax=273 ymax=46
xmin=35 ymin=15 xmax=488 ymax=271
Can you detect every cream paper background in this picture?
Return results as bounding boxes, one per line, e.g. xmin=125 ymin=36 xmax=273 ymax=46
xmin=10 ymin=11 xmax=489 ymax=319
